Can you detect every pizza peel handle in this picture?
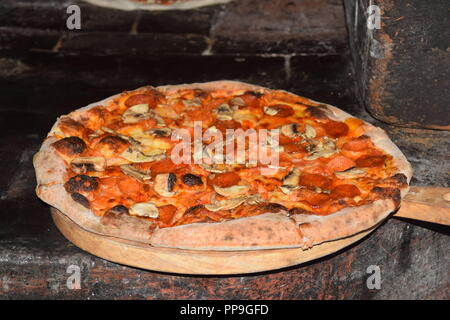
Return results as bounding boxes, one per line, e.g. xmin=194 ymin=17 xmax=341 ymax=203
xmin=394 ymin=186 xmax=450 ymax=226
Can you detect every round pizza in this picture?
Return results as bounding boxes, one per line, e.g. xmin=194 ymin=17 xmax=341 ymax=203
xmin=33 ymin=81 xmax=412 ymax=251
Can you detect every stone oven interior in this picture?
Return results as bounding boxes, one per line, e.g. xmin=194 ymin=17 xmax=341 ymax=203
xmin=0 ymin=0 xmax=448 ymax=299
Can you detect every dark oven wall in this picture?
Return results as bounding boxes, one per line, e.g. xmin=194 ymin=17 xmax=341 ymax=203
xmin=0 ymin=0 xmax=354 ymax=123
xmin=1 ymin=0 xmax=448 ymax=300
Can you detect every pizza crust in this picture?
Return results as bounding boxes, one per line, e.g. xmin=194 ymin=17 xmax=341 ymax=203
xmin=33 ymin=80 xmax=412 ymax=251
xmin=151 ymin=212 xmax=302 ymax=250
xmin=34 ymin=137 xmax=154 ymax=243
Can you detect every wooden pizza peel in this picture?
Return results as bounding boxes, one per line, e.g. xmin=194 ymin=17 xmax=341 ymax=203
xmin=50 ymin=186 xmax=450 ymax=275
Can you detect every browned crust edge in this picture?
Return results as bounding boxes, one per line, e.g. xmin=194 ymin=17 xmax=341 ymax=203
xmin=81 ymin=0 xmax=232 ymax=11
xmin=34 ymin=80 xmax=412 ymax=251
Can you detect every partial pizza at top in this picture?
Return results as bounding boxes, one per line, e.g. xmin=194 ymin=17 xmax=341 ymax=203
xmin=82 ymin=0 xmax=232 ymax=11
xmin=34 ymin=81 xmax=412 ymax=250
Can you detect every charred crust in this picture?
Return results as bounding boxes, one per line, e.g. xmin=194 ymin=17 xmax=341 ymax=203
xmin=182 ymin=174 xmax=203 ymax=186
xmin=289 ymin=207 xmax=309 ymax=215
xmin=391 ymin=173 xmax=408 ymax=186
xmin=371 ymin=187 xmax=402 ymax=208
xmin=167 ymin=173 xmax=176 ymax=192
xmin=263 ymin=202 xmax=288 ymax=213
xmin=98 ymin=135 xmax=129 ymax=150
xmin=52 ymin=137 xmax=87 ymax=155
xmin=152 ymin=129 xmax=171 ymax=137
xmin=71 ymin=162 xmax=94 ymax=173
xmin=71 ymin=192 xmax=90 ymax=208
xmin=108 ymin=205 xmax=129 ymax=215
xmin=244 ymin=90 xmax=264 ymax=98
xmin=193 ymin=89 xmax=209 ymax=98
xmin=306 ymin=105 xmax=329 ymax=119
xmin=101 ymin=205 xmax=130 ymax=227
xmin=184 ymin=204 xmax=204 ymax=215
xmin=65 ymin=175 xmax=99 ymax=193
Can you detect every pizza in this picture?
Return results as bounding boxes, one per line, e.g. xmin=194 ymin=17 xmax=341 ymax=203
xmin=82 ymin=0 xmax=232 ymax=11
xmin=33 ymin=81 xmax=412 ymax=251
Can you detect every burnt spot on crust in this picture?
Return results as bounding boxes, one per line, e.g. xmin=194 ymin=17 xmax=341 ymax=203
xmin=167 ymin=173 xmax=177 ymax=192
xmin=65 ymin=175 xmax=99 ymax=193
xmin=391 ymin=173 xmax=408 ymax=186
xmin=184 ymin=204 xmax=204 ymax=215
xmin=58 ymin=117 xmax=86 ymax=137
xmin=52 ymin=137 xmax=87 ymax=155
xmin=98 ymin=135 xmax=129 ymax=150
xmin=108 ymin=205 xmax=129 ymax=215
xmin=289 ymin=207 xmax=309 ymax=215
xmin=193 ymin=88 xmax=209 ymax=98
xmin=95 ymin=135 xmax=129 ymax=156
xmin=182 ymin=174 xmax=203 ymax=186
xmin=244 ymin=90 xmax=264 ymax=98
xmin=371 ymin=187 xmax=402 ymax=209
xmin=306 ymin=105 xmax=329 ymax=119
xmin=71 ymin=162 xmax=94 ymax=174
xmin=71 ymin=192 xmax=90 ymax=208
xmin=100 ymin=205 xmax=129 ymax=227
xmin=263 ymin=203 xmax=288 ymax=213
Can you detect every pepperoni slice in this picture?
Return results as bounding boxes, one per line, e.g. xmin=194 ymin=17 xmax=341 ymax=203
xmin=326 ymin=155 xmax=356 ymax=172
xmin=330 ymin=184 xmax=361 ymax=199
xmin=52 ymin=136 xmax=87 ymax=155
xmin=158 ymin=205 xmax=178 ymax=225
xmin=215 ymin=120 xmax=242 ymax=132
xmin=270 ymin=104 xmax=294 ymax=117
xmin=355 ymin=155 xmax=387 ymax=167
xmin=305 ymin=193 xmax=330 ymax=206
xmin=322 ymin=120 xmax=349 ymax=138
xmin=299 ymin=174 xmax=331 ymax=189
xmin=342 ymin=135 xmax=373 ymax=151
xmin=208 ymin=172 xmax=240 ymax=188
xmin=150 ymin=159 xmax=177 ymax=175
xmin=125 ymin=93 xmax=157 ymax=108
xmin=282 ymin=143 xmax=305 ymax=154
xmin=117 ymin=176 xmax=142 ymax=197
xmin=238 ymin=92 xmax=262 ymax=108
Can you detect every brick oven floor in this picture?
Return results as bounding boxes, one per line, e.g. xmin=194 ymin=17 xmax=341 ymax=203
xmin=0 ymin=0 xmax=448 ymax=299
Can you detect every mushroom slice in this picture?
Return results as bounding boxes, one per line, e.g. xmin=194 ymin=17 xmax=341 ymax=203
xmin=129 ymin=202 xmax=159 ymax=218
xmin=122 ymin=104 xmax=150 ymax=124
xmin=205 ymin=196 xmax=249 ymax=212
xmin=182 ymin=98 xmax=202 ymax=108
xmin=304 ymin=149 xmax=337 ymax=160
xmin=120 ymin=147 xmax=166 ymax=163
xmin=263 ymin=106 xmax=279 ymax=116
xmin=229 ymin=97 xmax=245 ymax=108
xmin=280 ymin=167 xmax=301 ymax=194
xmin=120 ymin=164 xmax=151 ymax=182
xmin=280 ymin=123 xmax=300 ymax=137
xmin=215 ymin=103 xmax=233 ymax=121
xmin=335 ymin=167 xmax=367 ymax=179
xmin=304 ymin=124 xmax=317 ymax=139
xmin=154 ymin=173 xmax=177 ymax=197
xmin=147 ymin=127 xmax=172 ymax=137
xmin=304 ymin=137 xmax=337 ymax=160
xmin=213 ymin=185 xmax=249 ymax=197
xmin=199 ymin=163 xmax=227 ymax=173
xmin=71 ymin=157 xmax=106 ymax=173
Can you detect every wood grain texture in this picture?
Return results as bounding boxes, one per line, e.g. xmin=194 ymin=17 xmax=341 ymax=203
xmin=51 ymin=208 xmax=375 ymax=275
xmin=49 ymin=185 xmax=450 ymax=275
xmin=394 ymin=187 xmax=450 ymax=226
